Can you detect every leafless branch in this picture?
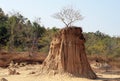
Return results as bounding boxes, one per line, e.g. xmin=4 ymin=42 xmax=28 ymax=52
xmin=53 ymin=7 xmax=83 ymax=27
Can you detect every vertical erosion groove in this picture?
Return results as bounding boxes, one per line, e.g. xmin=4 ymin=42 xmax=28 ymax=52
xmin=41 ymin=27 xmax=97 ymax=79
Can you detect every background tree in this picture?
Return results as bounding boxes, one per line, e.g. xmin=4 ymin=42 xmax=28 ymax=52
xmin=28 ymin=18 xmax=46 ymax=56
xmin=39 ymin=27 xmax=59 ymax=53
xmin=7 ymin=12 xmax=28 ymax=51
xmin=0 ymin=8 xmax=120 ymax=59
xmin=53 ymin=6 xmax=83 ymax=27
xmin=0 ymin=8 xmax=9 ymax=49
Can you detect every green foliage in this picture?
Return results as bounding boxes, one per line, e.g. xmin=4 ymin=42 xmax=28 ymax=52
xmin=39 ymin=27 xmax=59 ymax=53
xmin=0 ymin=26 xmax=9 ymax=46
xmin=0 ymin=8 xmax=120 ymax=59
xmin=32 ymin=22 xmax=46 ymax=38
xmin=7 ymin=14 xmax=26 ymax=51
xmin=84 ymin=31 xmax=120 ymax=58
xmin=0 ymin=8 xmax=9 ymax=48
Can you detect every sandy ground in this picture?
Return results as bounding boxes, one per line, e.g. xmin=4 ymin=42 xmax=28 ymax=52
xmin=0 ymin=64 xmax=120 ymax=81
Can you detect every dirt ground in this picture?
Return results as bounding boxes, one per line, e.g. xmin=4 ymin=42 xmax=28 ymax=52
xmin=0 ymin=64 xmax=120 ymax=81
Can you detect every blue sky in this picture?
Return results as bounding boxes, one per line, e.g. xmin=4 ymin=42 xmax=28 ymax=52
xmin=0 ymin=0 xmax=120 ymax=36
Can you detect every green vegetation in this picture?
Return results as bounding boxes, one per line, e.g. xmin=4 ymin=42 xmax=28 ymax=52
xmin=84 ymin=31 xmax=120 ymax=58
xmin=0 ymin=8 xmax=120 ymax=59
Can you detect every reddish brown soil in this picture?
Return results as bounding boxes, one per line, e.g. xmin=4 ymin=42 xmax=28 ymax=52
xmin=0 ymin=51 xmax=46 ymax=67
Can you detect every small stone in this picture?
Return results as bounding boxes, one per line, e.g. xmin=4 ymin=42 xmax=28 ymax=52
xmin=29 ymin=71 xmax=36 ymax=74
xmin=8 ymin=68 xmax=20 ymax=75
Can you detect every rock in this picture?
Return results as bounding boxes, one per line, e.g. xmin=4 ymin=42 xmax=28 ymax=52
xmin=8 ymin=68 xmax=20 ymax=75
xmin=0 ymin=78 xmax=8 ymax=81
xmin=19 ymin=62 xmax=27 ymax=67
xmin=9 ymin=61 xmax=14 ymax=67
xmin=29 ymin=71 xmax=36 ymax=74
xmin=100 ymin=62 xmax=111 ymax=72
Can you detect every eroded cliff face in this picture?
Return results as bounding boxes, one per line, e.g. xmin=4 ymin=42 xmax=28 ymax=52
xmin=42 ymin=27 xmax=97 ymax=79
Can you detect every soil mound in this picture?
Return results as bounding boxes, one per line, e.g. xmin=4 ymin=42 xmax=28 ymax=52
xmin=42 ymin=27 xmax=97 ymax=79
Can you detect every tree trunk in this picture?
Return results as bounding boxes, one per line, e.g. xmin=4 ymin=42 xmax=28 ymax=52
xmin=41 ymin=27 xmax=97 ymax=79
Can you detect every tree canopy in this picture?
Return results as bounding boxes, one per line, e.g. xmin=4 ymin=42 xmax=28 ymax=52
xmin=0 ymin=8 xmax=120 ymax=59
xmin=53 ymin=6 xmax=83 ymax=27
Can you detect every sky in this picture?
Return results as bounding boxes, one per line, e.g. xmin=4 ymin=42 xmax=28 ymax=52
xmin=0 ymin=0 xmax=120 ymax=36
